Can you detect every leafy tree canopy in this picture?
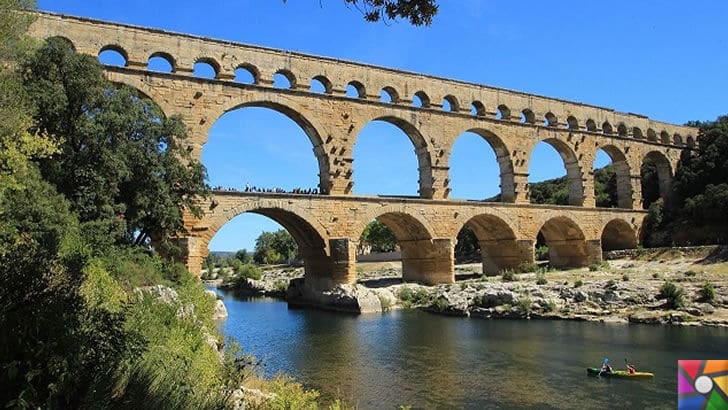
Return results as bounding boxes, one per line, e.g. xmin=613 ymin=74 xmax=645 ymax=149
xmin=22 ymin=38 xmax=209 ymax=247
xmin=360 ymin=220 xmax=398 ymax=252
xmin=254 ymin=229 xmax=298 ymax=264
xmin=284 ymin=0 xmax=438 ymax=26
xmin=0 ymin=0 xmax=56 ymax=194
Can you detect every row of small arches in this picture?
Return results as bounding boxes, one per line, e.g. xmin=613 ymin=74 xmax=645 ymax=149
xmin=91 ymin=40 xmax=695 ymax=148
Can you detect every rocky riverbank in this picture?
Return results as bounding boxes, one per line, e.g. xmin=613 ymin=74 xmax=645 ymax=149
xmin=213 ymin=247 xmax=728 ymax=327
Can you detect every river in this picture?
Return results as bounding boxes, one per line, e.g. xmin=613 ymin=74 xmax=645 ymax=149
xmin=210 ymin=287 xmax=727 ymax=409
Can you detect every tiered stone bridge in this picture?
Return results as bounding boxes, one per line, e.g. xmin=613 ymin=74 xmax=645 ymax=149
xmin=29 ymin=12 xmax=696 ymax=288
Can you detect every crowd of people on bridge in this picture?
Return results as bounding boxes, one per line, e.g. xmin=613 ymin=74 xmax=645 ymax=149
xmin=212 ymin=184 xmax=322 ymax=195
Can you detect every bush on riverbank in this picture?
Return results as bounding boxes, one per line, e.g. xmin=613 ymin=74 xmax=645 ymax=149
xmin=658 ymin=281 xmax=686 ymax=309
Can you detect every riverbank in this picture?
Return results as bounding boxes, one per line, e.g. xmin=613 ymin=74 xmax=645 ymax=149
xmin=210 ymin=246 xmax=728 ymax=327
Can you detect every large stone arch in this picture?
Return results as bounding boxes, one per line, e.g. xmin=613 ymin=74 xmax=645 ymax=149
xmin=198 ymin=196 xmax=335 ymax=283
xmin=211 ymin=100 xmax=332 ymax=194
xmin=594 ymin=144 xmax=633 ymax=209
xmin=350 ymin=114 xmax=435 ymax=199
xmin=449 ymin=128 xmax=516 ymax=202
xmin=456 ymin=213 xmax=530 ymax=275
xmin=355 ymin=206 xmax=452 ymax=284
xmin=642 ymin=150 xmax=674 ymax=205
xmin=528 ymin=137 xmax=585 ymax=206
xmin=601 ymin=219 xmax=637 ymax=251
xmin=537 ymin=216 xmax=590 ymax=268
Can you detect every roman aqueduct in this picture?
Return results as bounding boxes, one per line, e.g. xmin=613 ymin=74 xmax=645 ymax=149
xmin=28 ymin=12 xmax=697 ymax=289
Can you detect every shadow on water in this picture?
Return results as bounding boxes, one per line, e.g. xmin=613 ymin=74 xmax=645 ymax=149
xmin=210 ymin=287 xmax=728 ymax=409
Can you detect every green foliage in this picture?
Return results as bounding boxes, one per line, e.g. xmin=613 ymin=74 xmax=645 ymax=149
xmin=535 ymin=245 xmax=549 ymax=261
xmin=22 ymin=38 xmax=209 ymax=246
xmin=684 ymin=270 xmax=698 ymax=277
xmin=0 ymin=0 xmax=57 ymax=195
xmin=658 ymin=281 xmax=686 ymax=309
xmin=605 ymin=279 xmax=616 ymax=288
xmin=359 ymin=220 xmax=397 ymax=253
xmin=640 ymin=158 xmax=661 ymax=209
xmin=529 ymin=175 xmax=570 ymax=205
xmin=80 ymin=258 xmax=128 ymax=313
xmin=378 ymin=294 xmax=392 ymax=311
xmin=431 ymin=296 xmax=450 ymax=312
xmin=536 ymin=272 xmax=547 ymax=285
xmin=622 ymin=274 xmax=630 ymax=282
xmin=542 ymin=300 xmax=557 ymax=313
xmin=515 ymin=297 xmax=532 ymax=314
xmin=593 ymin=164 xmax=619 ymax=208
xmin=516 ymin=262 xmax=538 ymax=273
xmin=398 ymin=287 xmax=432 ymax=307
xmin=454 ymin=225 xmax=479 ymax=263
xmin=0 ymin=169 xmax=132 ymax=408
xmin=501 ymin=269 xmax=517 ymax=282
xmin=263 ymin=374 xmax=320 ymax=409
xmin=700 ymin=283 xmax=715 ymax=303
xmin=652 ymin=272 xmax=662 ymax=279
xmin=588 ymin=263 xmax=600 ymax=272
xmin=341 ymin=0 xmax=439 ymax=26
xmin=573 ymin=279 xmax=583 ymax=288
xmin=234 ymin=262 xmax=263 ymax=281
xmin=641 ymin=199 xmax=665 ymax=247
xmin=235 ymin=248 xmax=253 ymax=264
xmin=254 ymin=229 xmax=298 ymax=264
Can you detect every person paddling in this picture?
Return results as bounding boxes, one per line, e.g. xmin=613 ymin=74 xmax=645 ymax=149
xmin=625 ymin=358 xmax=636 ymax=374
xmin=599 ymin=358 xmax=613 ymax=376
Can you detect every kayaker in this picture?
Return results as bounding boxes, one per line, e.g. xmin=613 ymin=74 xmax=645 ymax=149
xmin=626 ymin=363 xmax=636 ymax=374
xmin=601 ymin=358 xmax=613 ymax=374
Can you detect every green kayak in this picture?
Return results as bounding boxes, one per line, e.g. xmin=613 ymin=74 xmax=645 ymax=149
xmin=587 ymin=367 xmax=654 ymax=379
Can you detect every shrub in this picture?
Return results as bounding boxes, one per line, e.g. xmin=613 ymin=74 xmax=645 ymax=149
xmin=573 ymin=279 xmax=583 ymax=288
xmin=658 ymin=281 xmax=685 ymax=309
xmin=515 ymin=297 xmax=532 ymax=314
xmin=274 ymin=280 xmax=289 ymax=293
xmin=622 ymin=274 xmax=630 ymax=282
xmin=235 ymin=263 xmax=262 ymax=280
xmin=398 ymin=287 xmax=432 ymax=307
xmin=542 ymin=300 xmax=557 ymax=313
xmin=501 ymin=270 xmax=517 ymax=282
xmin=536 ymin=273 xmax=547 ymax=285
xmin=516 ymin=262 xmax=538 ymax=273
xmin=535 ymin=245 xmax=549 ymax=261
xmin=378 ymin=295 xmax=392 ymax=311
xmin=605 ymin=279 xmax=616 ymax=288
xmin=588 ymin=263 xmax=600 ymax=272
xmin=652 ymin=272 xmax=662 ymax=279
xmin=684 ymin=270 xmax=699 ymax=277
xmin=700 ymin=283 xmax=716 ymax=303
xmin=432 ymin=297 xmax=450 ymax=312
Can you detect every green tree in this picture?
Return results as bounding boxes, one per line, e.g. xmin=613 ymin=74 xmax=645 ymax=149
xmin=0 ymin=168 xmax=132 ymax=408
xmin=284 ymin=0 xmax=439 ymax=25
xmin=254 ymin=230 xmax=298 ymax=264
xmin=0 ymin=0 xmax=56 ymax=194
xmin=455 ymin=226 xmax=479 ymax=263
xmin=360 ymin=220 xmax=398 ymax=252
xmin=593 ymin=165 xmax=618 ymax=208
xmin=529 ymin=176 xmax=570 ymax=205
xmin=22 ymin=38 xmax=209 ymax=247
xmin=640 ymin=158 xmax=660 ymax=209
xmin=235 ymin=248 xmax=253 ymax=264
xmin=342 ymin=0 xmax=438 ymax=25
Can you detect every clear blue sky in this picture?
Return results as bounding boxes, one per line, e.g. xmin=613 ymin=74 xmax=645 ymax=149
xmin=39 ymin=0 xmax=728 ymax=252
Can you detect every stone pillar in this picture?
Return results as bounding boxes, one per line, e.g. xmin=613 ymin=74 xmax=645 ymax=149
xmin=512 ymin=172 xmax=530 ymax=204
xmin=582 ymin=171 xmax=596 ymax=208
xmin=480 ymin=239 xmax=534 ymax=275
xmin=586 ymin=239 xmax=603 ymax=265
xmin=630 ymin=174 xmax=644 ymax=210
xmin=429 ymin=165 xmax=450 ymax=200
xmin=614 ymin=161 xmax=633 ymax=209
xmin=547 ymin=239 xmax=589 ymax=268
xmin=172 ymin=235 xmax=207 ymax=277
xmin=304 ymin=238 xmax=356 ymax=290
xmin=400 ymin=238 xmax=454 ymax=285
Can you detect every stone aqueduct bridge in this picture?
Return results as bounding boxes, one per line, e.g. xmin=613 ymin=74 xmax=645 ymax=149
xmin=29 ymin=13 xmax=697 ymax=289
